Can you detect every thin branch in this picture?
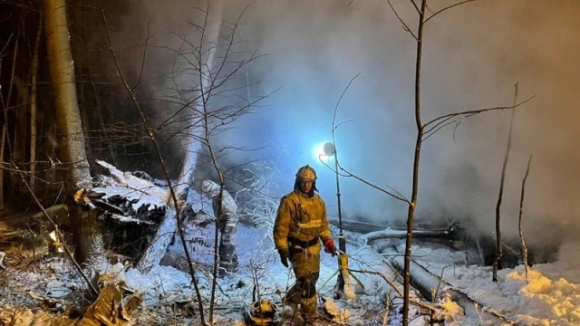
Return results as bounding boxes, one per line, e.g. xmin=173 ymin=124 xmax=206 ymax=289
xmin=422 ymin=114 xmax=455 ymax=136
xmin=423 ymin=95 xmax=536 ymax=129
xmin=331 ymin=72 xmax=360 ymax=135
xmin=14 ymin=163 xmax=98 ymax=297
xmin=424 ymin=0 xmax=480 ymax=24
xmin=0 ymin=33 xmax=13 ymax=57
xmin=421 ymin=120 xmax=458 ymax=143
xmin=387 ymin=0 xmax=418 ymax=40
xmin=409 ymin=0 xmax=421 ymax=15
xmin=348 ymin=269 xmax=435 ymax=312
xmin=131 ymin=21 xmax=150 ymax=91
xmin=334 ymin=118 xmax=356 ymax=131
xmin=318 ymin=156 xmax=409 ymax=203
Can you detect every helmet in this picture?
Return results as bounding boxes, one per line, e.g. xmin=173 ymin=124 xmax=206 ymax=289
xmin=295 ymin=165 xmax=317 ymax=181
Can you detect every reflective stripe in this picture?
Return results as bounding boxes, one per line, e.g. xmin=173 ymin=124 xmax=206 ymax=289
xmin=297 ymin=219 xmax=322 ymax=229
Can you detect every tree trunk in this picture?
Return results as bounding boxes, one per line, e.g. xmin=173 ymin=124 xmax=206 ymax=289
xmin=389 ymin=254 xmax=519 ymax=325
xmin=30 ymin=10 xmax=43 ymax=191
xmin=519 ymin=155 xmax=533 ymax=281
xmin=492 ymin=86 xmax=517 ymax=282
xmin=402 ymin=1 xmax=427 ymax=324
xmin=0 ymin=124 xmax=5 ymax=210
xmin=44 ymin=0 xmax=97 ymax=264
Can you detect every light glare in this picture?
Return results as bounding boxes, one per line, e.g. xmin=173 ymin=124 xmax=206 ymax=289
xmin=314 ymin=142 xmax=328 ymax=160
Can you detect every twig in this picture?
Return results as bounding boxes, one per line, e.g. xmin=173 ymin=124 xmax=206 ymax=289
xmin=424 ymin=0 xmax=480 ymax=24
xmin=387 ymin=0 xmax=418 ymax=39
xmin=423 ymin=95 xmax=535 ymax=129
xmin=15 ymin=163 xmax=98 ymax=297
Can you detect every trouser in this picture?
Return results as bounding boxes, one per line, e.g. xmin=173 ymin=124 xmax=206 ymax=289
xmin=218 ymin=214 xmax=238 ymax=273
xmin=284 ymin=243 xmax=321 ymax=321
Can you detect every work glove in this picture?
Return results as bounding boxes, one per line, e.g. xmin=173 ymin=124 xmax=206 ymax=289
xmin=278 ymin=248 xmax=290 ymax=268
xmin=324 ymin=238 xmax=338 ymax=257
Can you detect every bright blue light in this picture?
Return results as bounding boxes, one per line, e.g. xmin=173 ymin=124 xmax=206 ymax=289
xmin=313 ymin=142 xmax=328 ymax=161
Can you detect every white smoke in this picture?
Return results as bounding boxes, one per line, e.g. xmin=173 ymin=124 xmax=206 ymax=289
xmin=112 ymin=0 xmax=580 ymax=248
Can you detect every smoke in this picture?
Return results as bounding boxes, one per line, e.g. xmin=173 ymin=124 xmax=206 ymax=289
xmin=111 ymin=0 xmax=580 ymax=247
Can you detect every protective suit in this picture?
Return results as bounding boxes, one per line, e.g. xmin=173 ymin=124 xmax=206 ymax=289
xmin=202 ymin=180 xmax=239 ymax=275
xmin=273 ymin=165 xmax=336 ymax=323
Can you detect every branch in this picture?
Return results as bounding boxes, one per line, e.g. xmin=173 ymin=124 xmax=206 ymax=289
xmin=424 ymin=0 xmax=480 ymax=24
xmin=131 ymin=21 xmax=150 ymax=91
xmin=318 ymin=156 xmax=409 ymax=203
xmin=331 ymin=72 xmax=360 ymax=136
xmin=423 ymin=95 xmax=536 ymax=130
xmin=320 ymin=72 xmax=409 ymax=204
xmin=348 ymin=269 xmax=435 ymax=312
xmin=387 ymin=0 xmax=418 ymax=40
xmin=422 ymin=119 xmax=458 ymax=143
xmin=409 ymin=0 xmax=421 ymax=15
xmin=14 ymin=163 xmax=98 ymax=297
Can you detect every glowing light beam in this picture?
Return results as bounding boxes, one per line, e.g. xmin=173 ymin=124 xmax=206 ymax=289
xmin=313 ymin=142 xmax=330 ymax=161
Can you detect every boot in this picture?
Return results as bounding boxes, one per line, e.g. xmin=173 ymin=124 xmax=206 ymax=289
xmin=300 ymin=296 xmax=319 ymax=325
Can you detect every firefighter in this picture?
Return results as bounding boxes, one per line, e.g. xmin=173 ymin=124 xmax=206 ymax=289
xmin=273 ymin=165 xmax=338 ymax=324
xmin=202 ymin=180 xmax=239 ymax=276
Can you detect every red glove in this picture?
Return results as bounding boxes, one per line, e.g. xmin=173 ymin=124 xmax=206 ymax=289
xmin=324 ymin=238 xmax=337 ymax=257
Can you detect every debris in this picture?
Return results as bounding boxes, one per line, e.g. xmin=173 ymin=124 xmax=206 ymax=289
xmin=77 ymin=262 xmax=142 ymax=325
xmin=319 ymin=296 xmax=352 ymax=324
xmin=243 ymin=298 xmax=280 ymax=326
xmin=78 ymin=280 xmax=142 ymax=326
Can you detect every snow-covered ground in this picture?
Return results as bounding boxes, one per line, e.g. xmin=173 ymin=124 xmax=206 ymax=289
xmin=127 ymin=220 xmax=580 ymax=326
xmin=2 ymin=218 xmax=580 ymax=325
xmin=1 ymin=178 xmax=579 ymax=326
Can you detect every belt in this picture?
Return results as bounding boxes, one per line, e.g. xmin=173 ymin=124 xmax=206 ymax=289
xmin=288 ymin=237 xmax=319 ymax=248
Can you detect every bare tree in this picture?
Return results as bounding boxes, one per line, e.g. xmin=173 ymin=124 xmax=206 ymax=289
xmin=492 ymin=84 xmax=519 ymax=281
xmin=135 ymin=0 xmax=225 ymax=272
xmin=156 ymin=3 xmax=271 ymax=321
xmin=29 ymin=9 xmax=42 ymax=191
xmin=44 ymin=0 xmax=99 ymax=265
xmin=519 ymin=155 xmax=533 ymax=281
xmin=100 ymin=1 xmax=270 ymax=323
xmin=321 ymin=1 xmax=534 ymax=324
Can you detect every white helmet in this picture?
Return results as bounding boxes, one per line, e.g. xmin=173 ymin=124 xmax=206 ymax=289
xmin=295 ymin=165 xmax=317 ymax=182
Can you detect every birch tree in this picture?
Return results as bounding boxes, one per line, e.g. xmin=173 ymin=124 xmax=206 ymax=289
xmin=44 ymin=0 xmax=100 ymax=264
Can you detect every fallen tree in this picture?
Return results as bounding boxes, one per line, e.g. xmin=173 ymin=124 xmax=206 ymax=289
xmin=360 ymin=222 xmax=463 ymax=243
xmin=388 ymin=253 xmax=521 ymax=326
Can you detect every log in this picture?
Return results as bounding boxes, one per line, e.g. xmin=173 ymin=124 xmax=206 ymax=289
xmin=328 ymin=217 xmax=386 ymax=233
xmin=361 ymin=222 xmax=463 ymax=243
xmin=388 ymin=253 xmax=520 ymax=325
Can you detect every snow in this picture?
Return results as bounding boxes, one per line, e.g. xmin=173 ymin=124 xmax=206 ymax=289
xmin=435 ymin=242 xmax=580 ymax=326
xmin=3 ymin=181 xmax=580 ymax=326
xmin=122 ymin=214 xmax=580 ymax=325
